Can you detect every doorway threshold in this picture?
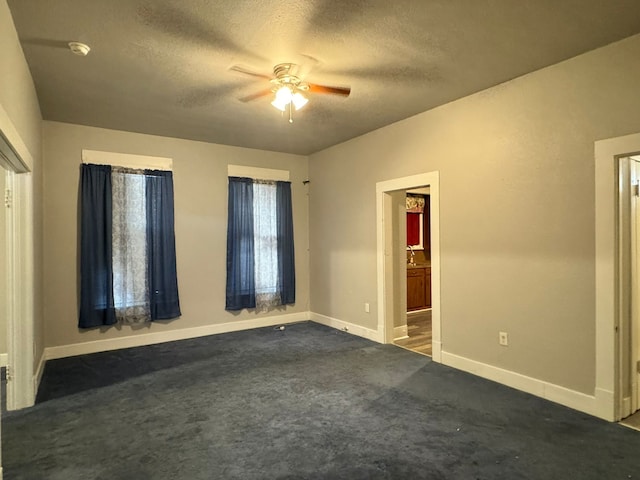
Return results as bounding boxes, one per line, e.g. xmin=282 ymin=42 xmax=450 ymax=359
xmin=393 ymin=343 xmax=432 ymax=358
xmin=394 ymin=309 xmax=432 ymax=356
xmin=619 ymin=411 xmax=640 ymax=432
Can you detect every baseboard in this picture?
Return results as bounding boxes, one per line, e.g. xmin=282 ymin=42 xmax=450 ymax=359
xmin=595 ymin=387 xmax=616 ymax=422
xmin=0 ymin=352 xmax=7 ymax=367
xmin=431 ymin=340 xmax=442 ymax=363
xmin=441 ymin=351 xmax=607 ymax=420
xmin=309 ymin=312 xmax=383 ymax=343
xmin=45 ymin=311 xmax=310 ymax=361
xmin=621 ymin=396 xmax=631 ymax=419
xmin=393 ymin=325 xmax=408 ymax=340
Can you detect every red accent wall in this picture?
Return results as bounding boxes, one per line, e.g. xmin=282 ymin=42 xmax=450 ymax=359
xmin=407 ymin=212 xmax=420 ymax=245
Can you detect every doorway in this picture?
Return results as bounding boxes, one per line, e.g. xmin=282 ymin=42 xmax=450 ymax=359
xmin=376 ymin=171 xmax=441 ymax=362
xmin=394 ymin=188 xmax=432 ymax=356
xmin=618 ymin=155 xmax=640 ymax=427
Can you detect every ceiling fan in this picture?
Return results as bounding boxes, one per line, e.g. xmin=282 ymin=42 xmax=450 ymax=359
xmin=230 ymin=63 xmax=351 ymax=123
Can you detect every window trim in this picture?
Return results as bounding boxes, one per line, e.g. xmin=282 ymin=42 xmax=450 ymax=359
xmin=82 ymin=150 xmax=172 ymax=171
xmin=227 ymin=164 xmax=289 ymax=181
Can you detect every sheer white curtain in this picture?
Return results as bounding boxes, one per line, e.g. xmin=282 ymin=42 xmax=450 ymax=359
xmin=111 ymin=168 xmax=150 ymax=324
xmin=252 ymin=180 xmax=280 ymax=309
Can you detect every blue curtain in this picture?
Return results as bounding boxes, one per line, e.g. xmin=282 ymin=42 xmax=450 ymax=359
xmin=225 ymin=177 xmax=296 ymax=311
xmin=276 ymin=181 xmax=296 ymax=305
xmin=226 ymin=177 xmax=256 ymax=310
xmin=146 ymin=170 xmax=181 ymax=319
xmin=79 ymin=164 xmax=117 ymax=328
xmin=79 ymin=164 xmax=181 ymax=328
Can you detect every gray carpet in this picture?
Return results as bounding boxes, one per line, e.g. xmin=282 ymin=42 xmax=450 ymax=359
xmin=2 ymin=322 xmax=639 ymax=479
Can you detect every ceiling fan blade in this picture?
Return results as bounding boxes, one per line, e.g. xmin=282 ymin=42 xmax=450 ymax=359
xmin=239 ymin=89 xmax=273 ymax=103
xmin=308 ymin=83 xmax=351 ymax=97
xmin=229 ymin=65 xmax=272 ymax=80
xmin=297 ymin=54 xmax=322 ymax=78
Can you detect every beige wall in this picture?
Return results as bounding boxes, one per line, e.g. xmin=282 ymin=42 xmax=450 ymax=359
xmin=309 ymin=33 xmax=640 ymax=395
xmin=42 ymin=121 xmax=309 ymax=349
xmin=0 ymin=0 xmax=44 ymax=373
xmin=0 ymin=1 xmax=41 ymax=158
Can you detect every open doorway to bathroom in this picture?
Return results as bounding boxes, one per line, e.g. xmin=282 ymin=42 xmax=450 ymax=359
xmin=394 ymin=188 xmax=432 ymax=356
xmin=595 ymin=132 xmax=640 ymax=422
xmin=618 ymin=155 xmax=640 ymax=429
xmin=376 ymin=171 xmax=441 ymax=362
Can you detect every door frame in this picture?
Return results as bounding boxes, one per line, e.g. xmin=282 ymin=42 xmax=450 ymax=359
xmin=595 ymin=132 xmax=640 ymax=421
xmin=629 ymin=157 xmax=640 ymax=415
xmin=4 ymin=170 xmax=35 ymax=410
xmin=376 ymin=171 xmax=441 ymax=361
xmin=615 ymin=155 xmax=640 ymax=418
xmin=0 ymin=107 xmax=36 ymax=412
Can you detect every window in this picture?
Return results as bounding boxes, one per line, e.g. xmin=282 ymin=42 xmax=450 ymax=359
xmin=112 ymin=169 xmax=149 ymax=323
xmin=253 ymin=181 xmax=280 ymax=307
xmin=79 ymin=160 xmax=181 ymax=328
xmin=225 ymin=174 xmax=295 ymax=311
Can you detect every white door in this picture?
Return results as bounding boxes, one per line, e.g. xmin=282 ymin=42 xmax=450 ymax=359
xmin=630 ymin=159 xmax=640 ymax=414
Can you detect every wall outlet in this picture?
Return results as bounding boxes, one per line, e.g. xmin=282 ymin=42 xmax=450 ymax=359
xmin=364 ymin=302 xmax=370 ymax=313
xmin=499 ymin=331 xmax=509 ymax=346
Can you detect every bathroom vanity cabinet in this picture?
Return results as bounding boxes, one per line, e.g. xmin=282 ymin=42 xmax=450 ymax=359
xmin=407 ymin=265 xmax=431 ymax=311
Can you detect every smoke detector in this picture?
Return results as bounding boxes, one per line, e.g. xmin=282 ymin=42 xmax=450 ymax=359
xmin=68 ymin=42 xmax=90 ymax=56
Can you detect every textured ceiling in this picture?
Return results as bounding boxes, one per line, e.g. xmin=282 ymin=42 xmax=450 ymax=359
xmin=8 ymin=0 xmax=640 ymax=155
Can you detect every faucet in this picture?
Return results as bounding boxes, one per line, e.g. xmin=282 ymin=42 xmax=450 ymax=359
xmin=408 ymin=245 xmax=416 ymax=266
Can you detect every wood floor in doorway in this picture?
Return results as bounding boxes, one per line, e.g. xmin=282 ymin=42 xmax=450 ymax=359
xmin=620 ymin=410 xmax=640 ymax=431
xmin=394 ymin=310 xmax=432 ymax=356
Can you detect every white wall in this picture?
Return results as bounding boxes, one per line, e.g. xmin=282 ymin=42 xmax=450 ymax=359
xmin=309 ymin=33 xmax=640 ymax=396
xmin=42 ymin=121 xmax=309 ymax=350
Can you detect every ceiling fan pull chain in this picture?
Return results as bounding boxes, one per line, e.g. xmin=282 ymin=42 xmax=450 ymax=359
xmin=289 ymin=103 xmax=293 ymax=124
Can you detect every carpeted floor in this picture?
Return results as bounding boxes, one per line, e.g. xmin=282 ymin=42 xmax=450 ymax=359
xmin=2 ymin=322 xmax=639 ymax=479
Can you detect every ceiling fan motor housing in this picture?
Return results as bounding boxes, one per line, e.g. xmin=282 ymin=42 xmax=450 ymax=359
xmin=272 ymin=63 xmax=308 ymax=91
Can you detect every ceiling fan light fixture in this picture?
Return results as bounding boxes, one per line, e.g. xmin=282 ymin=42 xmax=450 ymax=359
xmin=276 ymin=85 xmax=293 ymax=100
xmin=271 ymin=85 xmax=293 ymax=111
xmin=271 ymin=85 xmax=308 ymax=113
xmin=292 ymin=92 xmax=308 ymax=111
xmin=271 ymin=98 xmax=287 ymax=111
